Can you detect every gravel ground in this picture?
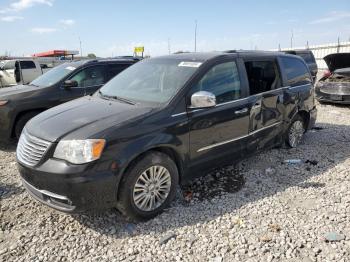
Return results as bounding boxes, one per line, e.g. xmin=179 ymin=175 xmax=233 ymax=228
xmin=1 ymin=103 xmax=350 ymax=262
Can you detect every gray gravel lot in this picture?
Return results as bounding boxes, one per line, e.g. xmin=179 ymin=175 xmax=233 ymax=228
xmin=1 ymin=103 xmax=350 ymax=262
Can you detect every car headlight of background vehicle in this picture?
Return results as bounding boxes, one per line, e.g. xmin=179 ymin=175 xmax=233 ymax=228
xmin=0 ymin=100 xmax=8 ymax=106
xmin=54 ymin=139 xmax=106 ymax=164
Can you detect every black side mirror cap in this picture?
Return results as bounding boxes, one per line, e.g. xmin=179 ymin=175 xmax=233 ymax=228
xmin=63 ymin=80 xmax=78 ymax=89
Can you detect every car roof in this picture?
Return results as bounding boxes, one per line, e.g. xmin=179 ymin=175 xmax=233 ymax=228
xmin=284 ymin=49 xmax=312 ymax=54
xmin=154 ymin=50 xmax=290 ymax=63
xmin=86 ymin=58 xmax=138 ymax=64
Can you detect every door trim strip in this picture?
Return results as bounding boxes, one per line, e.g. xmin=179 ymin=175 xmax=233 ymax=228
xmin=197 ymin=121 xmax=282 ymax=152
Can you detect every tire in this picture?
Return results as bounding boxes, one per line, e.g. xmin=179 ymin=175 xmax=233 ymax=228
xmin=285 ymin=115 xmax=306 ymax=148
xmin=117 ymin=151 xmax=179 ymax=221
xmin=14 ymin=111 xmax=41 ymax=139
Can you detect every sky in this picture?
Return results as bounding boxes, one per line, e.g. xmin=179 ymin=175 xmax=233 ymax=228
xmin=0 ymin=0 xmax=350 ymax=57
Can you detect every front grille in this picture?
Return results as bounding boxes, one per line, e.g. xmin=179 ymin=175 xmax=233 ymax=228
xmin=17 ymin=130 xmax=51 ymax=167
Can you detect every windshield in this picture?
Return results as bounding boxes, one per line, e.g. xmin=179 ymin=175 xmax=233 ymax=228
xmin=30 ymin=62 xmax=82 ymax=87
xmin=99 ymin=58 xmax=200 ymax=104
xmin=0 ymin=60 xmax=15 ymax=70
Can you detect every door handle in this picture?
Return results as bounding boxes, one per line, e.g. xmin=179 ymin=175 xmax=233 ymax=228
xmin=252 ymin=102 xmax=261 ymax=110
xmin=235 ymin=108 xmax=248 ymax=115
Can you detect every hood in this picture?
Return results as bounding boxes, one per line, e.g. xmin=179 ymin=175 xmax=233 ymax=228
xmin=324 ymin=53 xmax=350 ymax=72
xmin=0 ymin=85 xmax=38 ymax=98
xmin=26 ymin=96 xmax=154 ymax=142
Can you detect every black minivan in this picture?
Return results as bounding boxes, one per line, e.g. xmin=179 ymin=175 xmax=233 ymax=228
xmin=0 ymin=58 xmax=137 ymax=141
xmin=17 ymin=51 xmax=317 ymax=220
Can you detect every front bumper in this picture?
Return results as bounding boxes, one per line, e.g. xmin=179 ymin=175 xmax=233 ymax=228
xmin=315 ymin=82 xmax=350 ymax=104
xmin=18 ymin=159 xmax=121 ymax=213
xmin=316 ymin=96 xmax=350 ymax=104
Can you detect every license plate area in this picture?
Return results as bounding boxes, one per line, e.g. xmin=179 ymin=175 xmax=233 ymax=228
xmin=330 ymin=94 xmax=343 ymax=101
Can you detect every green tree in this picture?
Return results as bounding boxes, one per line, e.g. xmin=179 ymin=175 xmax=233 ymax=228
xmin=87 ymin=53 xmax=97 ymax=59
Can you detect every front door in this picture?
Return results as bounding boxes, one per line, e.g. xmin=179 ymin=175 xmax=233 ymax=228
xmin=60 ymin=65 xmax=106 ymax=103
xmin=187 ymin=60 xmax=251 ymax=170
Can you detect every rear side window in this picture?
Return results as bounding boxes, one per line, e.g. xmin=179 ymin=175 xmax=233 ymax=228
xmin=298 ymin=52 xmax=315 ymax=64
xmin=20 ymin=61 xmax=36 ymax=69
xmin=280 ymin=57 xmax=312 ymax=87
xmin=106 ymin=64 xmax=131 ymax=81
xmin=193 ymin=61 xmax=241 ymax=104
xmin=244 ymin=60 xmax=281 ymax=95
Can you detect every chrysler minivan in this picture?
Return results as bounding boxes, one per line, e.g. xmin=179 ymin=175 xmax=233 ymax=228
xmin=17 ymin=51 xmax=317 ymax=220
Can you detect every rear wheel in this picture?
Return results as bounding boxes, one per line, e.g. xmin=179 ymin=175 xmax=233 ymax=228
xmin=118 ymin=151 xmax=179 ymax=221
xmin=14 ymin=111 xmax=41 ymax=139
xmin=286 ymin=115 xmax=306 ymax=148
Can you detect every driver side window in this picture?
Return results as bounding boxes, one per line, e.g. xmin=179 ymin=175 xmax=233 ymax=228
xmin=69 ymin=66 xmax=105 ymax=88
xmin=193 ymin=61 xmax=241 ymax=104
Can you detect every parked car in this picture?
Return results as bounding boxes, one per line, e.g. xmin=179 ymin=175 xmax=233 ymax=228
xmin=0 ymin=58 xmax=137 ymax=141
xmin=315 ymin=53 xmax=350 ymax=104
xmin=16 ymin=51 xmax=317 ymax=220
xmin=0 ymin=59 xmax=51 ymax=88
xmin=284 ymin=50 xmax=318 ymax=82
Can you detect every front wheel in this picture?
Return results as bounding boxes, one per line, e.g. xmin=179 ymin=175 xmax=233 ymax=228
xmin=117 ymin=151 xmax=179 ymax=221
xmin=286 ymin=115 xmax=306 ymax=148
xmin=14 ymin=111 xmax=41 ymax=139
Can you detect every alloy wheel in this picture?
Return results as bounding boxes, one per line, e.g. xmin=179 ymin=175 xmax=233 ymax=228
xmin=288 ymin=120 xmax=305 ymax=148
xmin=132 ymin=165 xmax=172 ymax=212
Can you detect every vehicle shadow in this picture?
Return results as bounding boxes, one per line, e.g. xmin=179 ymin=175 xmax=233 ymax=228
xmin=72 ymin=122 xmax=350 ymax=238
xmin=0 ymin=141 xmax=17 ymax=153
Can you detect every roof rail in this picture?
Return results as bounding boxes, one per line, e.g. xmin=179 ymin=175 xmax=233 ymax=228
xmin=224 ymin=50 xmax=237 ymax=53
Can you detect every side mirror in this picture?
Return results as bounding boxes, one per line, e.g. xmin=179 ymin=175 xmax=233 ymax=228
xmin=191 ymin=91 xmax=216 ymax=108
xmin=63 ymin=80 xmax=78 ymax=89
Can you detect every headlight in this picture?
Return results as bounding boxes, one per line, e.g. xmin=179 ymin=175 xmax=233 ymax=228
xmin=0 ymin=100 xmax=8 ymax=106
xmin=54 ymin=139 xmax=106 ymax=164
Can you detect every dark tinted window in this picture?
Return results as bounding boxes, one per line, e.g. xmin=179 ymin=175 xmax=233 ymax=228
xmin=280 ymin=57 xmax=311 ymax=87
xmin=298 ymin=52 xmax=315 ymax=64
xmin=20 ymin=61 xmax=36 ymax=69
xmin=69 ymin=65 xmax=106 ymax=88
xmin=244 ymin=60 xmax=281 ymax=95
xmin=193 ymin=61 xmax=241 ymax=103
xmin=106 ymin=63 xmax=131 ymax=81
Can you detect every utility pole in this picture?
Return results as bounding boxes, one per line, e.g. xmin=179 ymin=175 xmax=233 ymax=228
xmin=290 ymin=29 xmax=294 ymax=49
xmin=194 ymin=20 xmax=197 ymax=52
xmin=79 ymin=37 xmax=83 ymax=59
xmin=168 ymin=38 xmax=171 ymax=54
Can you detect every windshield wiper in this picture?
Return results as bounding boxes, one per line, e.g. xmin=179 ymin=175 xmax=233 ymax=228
xmin=28 ymin=83 xmax=39 ymax=87
xmin=98 ymin=90 xmax=136 ymax=105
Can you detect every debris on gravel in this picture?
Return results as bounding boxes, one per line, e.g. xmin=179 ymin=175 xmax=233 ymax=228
xmin=324 ymin=232 xmax=346 ymax=242
xmin=1 ymin=103 xmax=350 ymax=261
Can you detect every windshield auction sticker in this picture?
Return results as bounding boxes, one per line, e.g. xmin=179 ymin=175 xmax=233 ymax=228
xmin=178 ymin=62 xmax=202 ymax=68
xmin=65 ymin=66 xmax=76 ymax=71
